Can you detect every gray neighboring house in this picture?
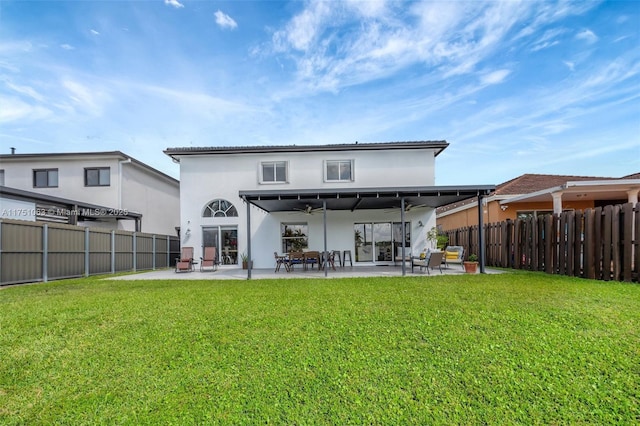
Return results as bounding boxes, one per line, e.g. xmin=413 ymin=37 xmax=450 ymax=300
xmin=0 ymin=151 xmax=179 ymax=235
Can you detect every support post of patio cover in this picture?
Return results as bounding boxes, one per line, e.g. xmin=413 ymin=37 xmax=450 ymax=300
xmin=401 ymin=197 xmax=406 ymax=276
xmin=478 ymin=194 xmax=486 ymax=273
xmin=323 ymin=200 xmax=328 ymax=277
xmin=246 ymin=198 xmax=252 ymax=280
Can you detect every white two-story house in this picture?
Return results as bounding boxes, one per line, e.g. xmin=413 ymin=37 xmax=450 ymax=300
xmin=165 ymin=141 xmax=494 ymax=273
xmin=0 ymin=151 xmax=179 ymax=235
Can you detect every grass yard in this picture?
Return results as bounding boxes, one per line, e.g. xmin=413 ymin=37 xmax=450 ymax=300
xmin=1 ymin=272 xmax=638 ymax=424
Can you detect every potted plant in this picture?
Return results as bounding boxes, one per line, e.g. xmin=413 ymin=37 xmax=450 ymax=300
xmin=464 ymin=253 xmax=478 ymax=274
xmin=426 ymin=226 xmax=449 ymax=250
xmin=240 ymin=252 xmax=251 ymax=269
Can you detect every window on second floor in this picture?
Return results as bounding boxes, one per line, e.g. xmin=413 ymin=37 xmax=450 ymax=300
xmin=0 ymin=169 xmax=4 ymax=186
xmin=324 ymin=159 xmax=354 ymax=182
xmin=85 ymin=167 xmax=111 ymax=187
xmin=33 ymin=169 xmax=58 ymax=188
xmin=261 ymin=161 xmax=288 ymax=183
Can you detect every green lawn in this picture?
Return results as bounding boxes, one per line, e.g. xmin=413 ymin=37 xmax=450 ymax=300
xmin=1 ymin=272 xmax=638 ymax=425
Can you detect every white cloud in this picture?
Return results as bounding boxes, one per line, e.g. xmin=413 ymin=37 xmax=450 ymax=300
xmin=2 ymin=78 xmax=45 ymax=102
xmin=0 ymin=96 xmax=51 ymax=123
xmin=62 ymin=79 xmax=106 ymax=115
xmin=214 ymin=10 xmax=237 ymax=30
xmin=480 ymin=69 xmax=511 ymax=85
xmin=576 ymin=29 xmax=598 ymax=43
xmin=564 ymin=61 xmax=575 ymax=71
xmin=60 ymin=44 xmax=74 ymax=50
xmin=164 ymin=0 xmax=184 ymax=9
xmin=90 ymin=29 xmax=100 ymax=36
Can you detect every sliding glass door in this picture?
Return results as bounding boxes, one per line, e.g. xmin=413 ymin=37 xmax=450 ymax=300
xmin=203 ymin=226 xmax=238 ymax=265
xmin=354 ymin=222 xmax=410 ymax=263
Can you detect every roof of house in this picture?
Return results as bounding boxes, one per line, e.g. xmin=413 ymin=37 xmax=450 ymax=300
xmin=0 ymin=151 xmax=179 ymax=185
xmin=0 ymin=185 xmax=142 ymax=220
xmin=436 ymin=172 xmax=638 ymax=214
xmin=494 ymin=173 xmax=616 ymax=195
xmin=164 ymin=140 xmax=449 ymax=159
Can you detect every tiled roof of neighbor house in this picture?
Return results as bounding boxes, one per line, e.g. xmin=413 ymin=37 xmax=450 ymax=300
xmin=164 ymin=140 xmax=449 ymax=158
xmin=436 ymin=173 xmax=622 ymax=214
xmin=494 ymin=173 xmax=615 ymax=195
xmin=621 ymin=172 xmax=640 ymax=179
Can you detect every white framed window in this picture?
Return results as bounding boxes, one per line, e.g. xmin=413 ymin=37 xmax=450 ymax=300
xmin=203 ymin=199 xmax=238 ymax=217
xmin=260 ymin=161 xmax=288 ymax=184
xmin=281 ymin=223 xmax=308 ymax=252
xmin=84 ymin=167 xmax=110 ymax=187
xmin=324 ymin=160 xmax=353 ymax=182
xmin=33 ymin=169 xmax=58 ymax=188
xmin=0 ymin=169 xmax=4 ymax=186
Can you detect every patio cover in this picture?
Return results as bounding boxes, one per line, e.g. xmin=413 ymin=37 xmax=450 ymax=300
xmin=239 ymin=185 xmax=496 ymax=278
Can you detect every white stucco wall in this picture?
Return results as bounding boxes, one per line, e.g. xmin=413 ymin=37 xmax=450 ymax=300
xmin=121 ymin=164 xmax=180 ymax=235
xmin=1 ymin=157 xmax=121 ymax=207
xmin=178 ymin=147 xmax=438 ymax=268
xmin=1 ymin=154 xmax=180 ymax=236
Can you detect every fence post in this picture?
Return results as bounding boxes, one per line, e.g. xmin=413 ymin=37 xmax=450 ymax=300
xmin=166 ymin=235 xmax=170 ymax=268
xmin=43 ymin=223 xmax=48 ymax=283
xmin=85 ymin=227 xmax=90 ymax=277
xmin=133 ymin=232 xmax=137 ymax=272
xmin=111 ymin=230 xmax=116 ymax=274
xmin=152 ymin=234 xmax=156 ymax=270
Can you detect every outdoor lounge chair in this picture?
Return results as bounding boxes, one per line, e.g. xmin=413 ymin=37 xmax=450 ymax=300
xmin=200 ymin=246 xmax=218 ymax=272
xmin=443 ymin=246 xmax=465 ymax=270
xmin=412 ymin=250 xmax=444 ymax=275
xmin=175 ymin=246 xmax=194 ymax=272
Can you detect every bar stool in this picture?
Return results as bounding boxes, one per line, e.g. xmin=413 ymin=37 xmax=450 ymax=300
xmin=342 ymin=250 xmax=353 ymax=267
xmin=331 ymin=250 xmax=342 ymax=267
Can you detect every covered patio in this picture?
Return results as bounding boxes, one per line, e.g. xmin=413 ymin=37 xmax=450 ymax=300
xmin=107 ymin=263 xmax=504 ymax=281
xmin=240 ymin=185 xmax=495 ymax=279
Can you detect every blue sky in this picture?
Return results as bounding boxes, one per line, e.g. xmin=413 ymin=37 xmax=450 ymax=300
xmin=1 ymin=0 xmax=638 ymax=185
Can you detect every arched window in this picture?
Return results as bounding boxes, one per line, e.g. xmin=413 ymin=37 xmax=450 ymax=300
xmin=203 ymin=199 xmax=238 ymax=217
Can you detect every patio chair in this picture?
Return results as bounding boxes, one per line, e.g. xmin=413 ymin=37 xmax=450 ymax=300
xmin=321 ymin=251 xmax=336 ymax=271
xmin=287 ymin=251 xmax=305 ymax=271
xmin=200 ymin=246 xmax=218 ymax=272
xmin=274 ymin=252 xmax=289 ymax=272
xmin=175 ymin=246 xmax=194 ymax=272
xmin=304 ymin=251 xmax=321 ymax=270
xmin=412 ymin=250 xmax=444 ymax=274
xmin=443 ymin=246 xmax=465 ymax=270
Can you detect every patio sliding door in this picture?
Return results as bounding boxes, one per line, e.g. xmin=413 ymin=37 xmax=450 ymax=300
xmin=354 ymin=222 xmax=410 ymax=264
xmin=203 ymin=226 xmax=238 ymax=265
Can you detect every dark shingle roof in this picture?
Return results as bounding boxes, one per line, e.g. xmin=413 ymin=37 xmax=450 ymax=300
xmin=164 ymin=140 xmax=449 ymax=157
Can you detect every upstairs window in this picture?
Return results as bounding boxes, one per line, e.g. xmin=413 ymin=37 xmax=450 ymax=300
xmin=203 ymin=199 xmax=238 ymax=217
xmin=85 ymin=167 xmax=110 ymax=187
xmin=33 ymin=169 xmax=58 ymax=188
xmin=261 ymin=161 xmax=288 ymax=183
xmin=0 ymin=169 xmax=4 ymax=186
xmin=325 ymin=160 xmax=353 ymax=182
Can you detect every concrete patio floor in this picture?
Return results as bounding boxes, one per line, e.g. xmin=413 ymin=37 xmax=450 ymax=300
xmin=107 ymin=264 xmax=504 ymax=280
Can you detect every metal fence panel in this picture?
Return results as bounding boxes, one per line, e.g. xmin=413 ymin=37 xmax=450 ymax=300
xmin=1 ymin=220 xmax=43 ymax=285
xmin=0 ymin=219 xmax=178 ymax=285
xmin=47 ymin=224 xmax=85 ymax=280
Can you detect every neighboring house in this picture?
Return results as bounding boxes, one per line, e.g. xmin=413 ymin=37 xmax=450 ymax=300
xmin=164 ymin=141 xmax=495 ymax=271
xmin=0 ymin=151 xmax=179 ymax=235
xmin=437 ymin=173 xmax=640 ymax=231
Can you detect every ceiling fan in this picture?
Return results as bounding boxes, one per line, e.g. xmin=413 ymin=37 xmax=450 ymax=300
xmin=291 ymin=204 xmax=323 ymax=215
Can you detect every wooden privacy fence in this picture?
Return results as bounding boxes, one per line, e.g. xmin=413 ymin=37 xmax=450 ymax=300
xmin=0 ymin=219 xmax=180 ymax=286
xmin=444 ymin=203 xmax=639 ymax=283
